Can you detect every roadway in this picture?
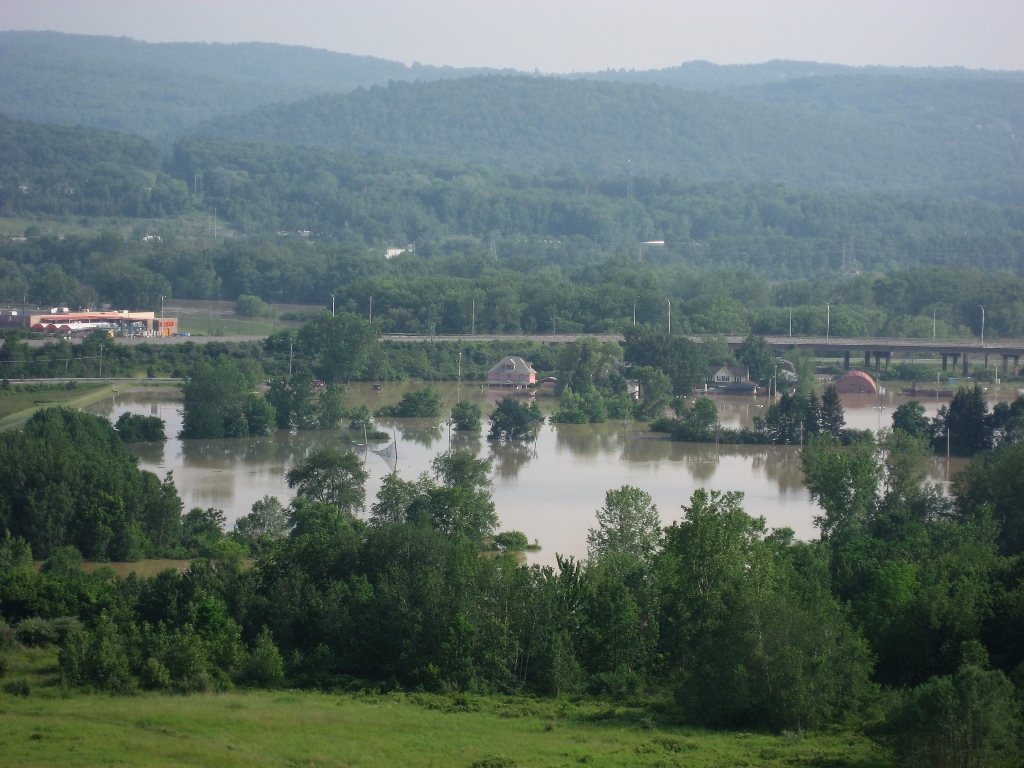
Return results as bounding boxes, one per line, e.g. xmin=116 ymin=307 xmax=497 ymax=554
xmin=8 ymin=331 xmax=1024 ymax=373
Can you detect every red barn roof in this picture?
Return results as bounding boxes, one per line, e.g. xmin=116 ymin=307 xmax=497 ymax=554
xmin=836 ymin=370 xmax=878 ymax=394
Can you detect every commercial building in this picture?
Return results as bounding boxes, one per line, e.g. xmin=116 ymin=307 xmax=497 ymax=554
xmin=0 ymin=308 xmax=177 ymax=337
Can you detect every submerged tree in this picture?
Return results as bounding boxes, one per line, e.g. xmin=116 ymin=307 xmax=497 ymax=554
xmin=488 ymin=396 xmax=540 ymax=440
xmin=285 ymin=448 xmax=368 ymax=516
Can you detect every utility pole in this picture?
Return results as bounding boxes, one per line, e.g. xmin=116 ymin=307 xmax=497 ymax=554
xmin=160 ymin=295 xmax=165 ymax=319
xmin=369 ymin=295 xmax=373 ymax=324
xmin=789 ymin=306 xmax=792 ymax=337
xmin=667 ymin=299 xmax=672 ymax=335
xmin=471 ymin=297 xmax=475 ymax=335
xmin=330 ymin=294 xmax=335 ymax=317
xmin=288 ymin=344 xmax=293 ymax=378
xmin=98 ymin=345 xmax=103 ymax=379
xmin=978 ymin=305 xmax=985 ymax=346
xmin=825 ymin=302 xmax=830 ymax=342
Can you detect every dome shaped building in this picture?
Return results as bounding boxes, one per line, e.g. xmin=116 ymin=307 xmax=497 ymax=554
xmin=835 ymin=370 xmax=878 ymax=394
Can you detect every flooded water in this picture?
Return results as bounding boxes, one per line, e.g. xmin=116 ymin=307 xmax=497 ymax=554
xmin=87 ymin=382 xmax=984 ymax=566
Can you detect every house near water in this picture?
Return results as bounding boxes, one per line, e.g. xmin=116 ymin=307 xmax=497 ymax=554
xmin=487 ymin=356 xmax=537 ymax=389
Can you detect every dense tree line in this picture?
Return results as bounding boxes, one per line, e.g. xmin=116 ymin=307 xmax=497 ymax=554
xmin=4 ymin=226 xmax=1023 ymax=339
xmin=0 ymin=408 xmax=182 ymax=560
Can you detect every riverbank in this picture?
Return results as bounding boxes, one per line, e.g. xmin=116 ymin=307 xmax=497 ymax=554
xmin=0 ymin=380 xmax=178 ymax=432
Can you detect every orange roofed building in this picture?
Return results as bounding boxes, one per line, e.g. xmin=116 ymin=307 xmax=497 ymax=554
xmin=0 ymin=308 xmax=178 ymax=337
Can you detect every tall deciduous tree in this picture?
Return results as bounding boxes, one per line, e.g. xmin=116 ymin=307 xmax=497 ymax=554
xmin=297 ymin=311 xmax=378 ymax=383
xmin=587 ymin=486 xmax=660 ymax=563
xmin=737 ymin=334 xmax=775 ymax=385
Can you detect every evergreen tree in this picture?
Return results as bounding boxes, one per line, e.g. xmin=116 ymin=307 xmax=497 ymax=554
xmin=821 ymin=385 xmax=845 ymax=438
xmin=804 ymin=391 xmax=823 ymax=437
xmin=933 ymin=385 xmax=993 ymax=457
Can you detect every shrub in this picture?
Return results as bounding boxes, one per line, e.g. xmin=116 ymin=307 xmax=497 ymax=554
xmin=139 ymin=657 xmax=172 ymax=691
xmin=451 ymin=400 xmax=482 ymax=432
xmin=493 ymin=531 xmax=529 ymax=551
xmin=115 ymin=412 xmax=166 ymax=442
xmin=0 ymin=619 xmax=15 ymax=652
xmin=16 ymin=617 xmax=83 ymax=648
xmin=234 ymin=294 xmax=277 ymax=318
xmin=375 ymin=386 xmax=443 ymax=418
xmin=2 ymin=678 xmax=30 ymax=696
xmin=240 ymin=628 xmax=286 ymax=688
xmin=880 ymin=665 xmax=1019 ymax=768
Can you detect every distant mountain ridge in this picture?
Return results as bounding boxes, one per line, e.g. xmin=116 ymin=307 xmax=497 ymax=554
xmin=1 ymin=31 xmax=1022 ymax=205
xmin=0 ymin=31 xmax=508 ymax=137
xmin=3 ymin=31 xmax=1022 ymax=139
xmin=186 ymin=75 xmax=1024 ymax=204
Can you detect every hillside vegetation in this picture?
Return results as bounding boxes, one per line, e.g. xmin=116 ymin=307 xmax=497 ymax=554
xmin=188 ymin=75 xmax=1024 ymax=203
xmin=0 ymin=31 xmax=504 ymax=138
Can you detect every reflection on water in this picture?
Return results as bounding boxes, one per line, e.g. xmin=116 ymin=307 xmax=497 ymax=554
xmin=490 ymin=437 xmax=538 ymax=480
xmin=86 ymin=382 xmax=986 ymax=566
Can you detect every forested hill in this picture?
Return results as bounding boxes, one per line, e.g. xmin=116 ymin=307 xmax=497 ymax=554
xmin=4 ymin=117 xmax=1022 ymax=277
xmin=188 ymin=75 xmax=1024 ymax=204
xmin=0 ymin=114 xmax=189 ymax=217
xmin=3 ymin=29 xmax=1022 ymax=169
xmin=0 ymin=31 xmax=507 ymax=138
xmin=578 ymin=58 xmax=1024 ymax=89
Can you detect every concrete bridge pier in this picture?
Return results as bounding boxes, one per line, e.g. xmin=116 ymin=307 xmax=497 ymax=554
xmin=868 ymin=351 xmax=890 ymax=372
xmin=962 ymin=353 xmax=970 ymax=376
xmin=1004 ymin=355 xmax=1020 ymax=375
xmin=844 ymin=351 xmax=851 ymax=370
xmin=942 ymin=353 xmax=960 ymax=372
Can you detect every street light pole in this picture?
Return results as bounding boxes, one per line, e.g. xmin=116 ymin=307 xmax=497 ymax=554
xmin=932 ymin=304 xmax=942 ymax=339
xmin=825 ymin=302 xmax=830 ymax=342
xmin=667 ymin=299 xmax=672 ymax=335
xmin=330 ymin=294 xmax=335 ymax=317
xmin=788 ymin=306 xmax=792 ymax=337
xmin=160 ymin=295 xmax=165 ymax=319
xmin=979 ymin=305 xmax=985 ymax=346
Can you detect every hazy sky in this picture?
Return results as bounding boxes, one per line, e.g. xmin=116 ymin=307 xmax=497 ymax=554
xmin=3 ymin=0 xmax=1023 ymax=72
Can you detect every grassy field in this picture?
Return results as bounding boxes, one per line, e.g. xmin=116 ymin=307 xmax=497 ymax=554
xmin=177 ymin=316 xmax=296 ymax=338
xmin=0 ymin=648 xmax=892 ymax=768
xmin=0 ymin=383 xmax=111 ymax=430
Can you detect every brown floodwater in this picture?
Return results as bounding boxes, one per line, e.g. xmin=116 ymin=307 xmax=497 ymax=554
xmin=87 ymin=381 xmax=991 ymax=566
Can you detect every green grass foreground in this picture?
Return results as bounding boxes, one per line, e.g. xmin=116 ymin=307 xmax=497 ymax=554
xmin=0 ymin=650 xmax=892 ymax=768
xmin=0 ymin=691 xmax=892 ymax=768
